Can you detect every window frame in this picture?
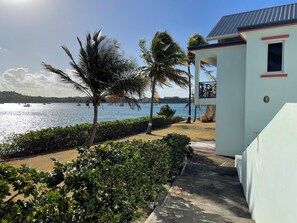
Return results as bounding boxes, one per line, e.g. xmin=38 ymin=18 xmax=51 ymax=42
xmin=265 ymin=41 xmax=285 ymax=73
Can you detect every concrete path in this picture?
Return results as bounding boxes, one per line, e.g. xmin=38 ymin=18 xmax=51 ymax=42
xmin=145 ymin=141 xmax=254 ymax=223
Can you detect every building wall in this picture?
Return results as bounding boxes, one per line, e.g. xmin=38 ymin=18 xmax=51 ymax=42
xmin=194 ymin=44 xmax=246 ymax=156
xmin=239 ymin=103 xmax=297 ymax=223
xmin=244 ymin=25 xmax=297 ymax=148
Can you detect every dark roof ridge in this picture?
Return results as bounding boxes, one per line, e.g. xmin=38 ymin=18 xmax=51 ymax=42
xmin=222 ymin=3 xmax=297 ymax=19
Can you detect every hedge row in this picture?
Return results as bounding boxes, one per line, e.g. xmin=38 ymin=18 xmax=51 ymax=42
xmin=0 ymin=116 xmax=183 ymax=159
xmin=0 ymin=134 xmax=191 ymax=223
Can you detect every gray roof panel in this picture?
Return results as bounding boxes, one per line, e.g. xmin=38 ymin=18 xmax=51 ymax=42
xmin=207 ymin=3 xmax=297 ymax=40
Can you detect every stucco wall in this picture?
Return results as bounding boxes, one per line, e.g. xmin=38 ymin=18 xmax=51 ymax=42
xmin=244 ymin=25 xmax=297 ymax=148
xmin=240 ymin=103 xmax=297 ymax=223
xmin=194 ymin=45 xmax=246 ymax=156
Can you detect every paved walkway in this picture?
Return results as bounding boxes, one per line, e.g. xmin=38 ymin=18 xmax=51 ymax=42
xmin=145 ymin=141 xmax=254 ymax=223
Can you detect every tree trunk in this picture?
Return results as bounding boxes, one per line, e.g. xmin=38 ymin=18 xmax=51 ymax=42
xmin=85 ymin=101 xmax=99 ymax=148
xmin=193 ymin=106 xmax=197 ymax=122
xmin=146 ymin=79 xmax=156 ymax=134
xmin=186 ymin=65 xmax=191 ymax=123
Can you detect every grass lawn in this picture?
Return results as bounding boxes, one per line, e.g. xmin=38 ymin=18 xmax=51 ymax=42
xmin=7 ymin=120 xmax=215 ymax=172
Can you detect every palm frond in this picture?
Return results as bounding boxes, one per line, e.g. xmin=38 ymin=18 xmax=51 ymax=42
xmin=106 ymin=95 xmax=141 ymax=110
xmin=42 ymin=62 xmax=92 ymax=98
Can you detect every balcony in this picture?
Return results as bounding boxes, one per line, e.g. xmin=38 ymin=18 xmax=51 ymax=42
xmin=199 ymin=81 xmax=216 ymax=99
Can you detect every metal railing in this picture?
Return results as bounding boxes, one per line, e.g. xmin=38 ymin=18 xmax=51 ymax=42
xmin=199 ymin=81 xmax=216 ymax=98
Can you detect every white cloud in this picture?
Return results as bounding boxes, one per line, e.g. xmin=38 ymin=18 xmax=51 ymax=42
xmin=0 ymin=67 xmax=190 ymax=98
xmin=156 ymin=85 xmax=188 ymax=98
xmin=0 ymin=47 xmax=8 ymax=52
xmin=0 ymin=67 xmax=84 ymax=97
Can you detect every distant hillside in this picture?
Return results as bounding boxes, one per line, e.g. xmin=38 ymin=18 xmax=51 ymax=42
xmin=0 ymin=91 xmax=90 ymax=103
xmin=0 ymin=91 xmax=188 ymax=104
xmin=138 ymin=96 xmax=188 ymax=104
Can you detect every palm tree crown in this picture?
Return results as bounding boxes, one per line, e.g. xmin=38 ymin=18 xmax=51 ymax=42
xmin=187 ymin=34 xmax=207 ymax=65
xmin=43 ymin=30 xmax=147 ymax=146
xmin=186 ymin=34 xmax=207 ymax=123
xmin=139 ymin=31 xmax=188 ymax=134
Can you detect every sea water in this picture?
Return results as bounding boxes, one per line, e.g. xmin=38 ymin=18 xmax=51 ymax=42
xmin=0 ymin=103 xmax=205 ymax=141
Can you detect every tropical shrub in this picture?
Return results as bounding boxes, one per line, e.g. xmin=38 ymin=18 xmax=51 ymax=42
xmin=0 ymin=116 xmax=183 ymax=159
xmin=161 ymin=133 xmax=191 ymax=175
xmin=0 ymin=135 xmax=189 ymax=222
xmin=157 ymin=105 xmax=176 ymax=117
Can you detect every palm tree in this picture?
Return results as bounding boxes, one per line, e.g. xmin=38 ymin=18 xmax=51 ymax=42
xmin=185 ymin=93 xmax=200 ymax=122
xmin=186 ymin=34 xmax=207 ymax=123
xmin=43 ymin=30 xmax=147 ymax=147
xmin=139 ymin=31 xmax=188 ymax=134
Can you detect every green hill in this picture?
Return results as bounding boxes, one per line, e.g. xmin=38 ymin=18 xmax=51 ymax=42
xmin=0 ymin=91 xmax=89 ymax=103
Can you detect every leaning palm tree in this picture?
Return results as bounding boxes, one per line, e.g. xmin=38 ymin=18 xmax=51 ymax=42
xmin=186 ymin=34 xmax=207 ymax=123
xmin=43 ymin=30 xmax=147 ymax=147
xmin=185 ymin=93 xmax=201 ymax=122
xmin=139 ymin=31 xmax=188 ymax=134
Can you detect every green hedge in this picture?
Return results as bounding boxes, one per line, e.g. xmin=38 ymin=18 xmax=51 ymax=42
xmin=0 ymin=116 xmax=184 ymax=159
xmin=161 ymin=133 xmax=191 ymax=175
xmin=0 ymin=134 xmax=190 ymax=223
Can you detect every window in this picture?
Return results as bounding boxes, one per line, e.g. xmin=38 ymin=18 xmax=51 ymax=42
xmin=267 ymin=42 xmax=283 ymax=72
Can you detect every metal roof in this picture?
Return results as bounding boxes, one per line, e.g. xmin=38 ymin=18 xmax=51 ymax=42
xmin=207 ymin=3 xmax=297 ymax=41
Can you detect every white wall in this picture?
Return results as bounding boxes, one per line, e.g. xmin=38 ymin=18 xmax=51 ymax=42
xmin=244 ymin=25 xmax=297 ymax=148
xmin=194 ymin=45 xmax=246 ymax=156
xmin=240 ymin=103 xmax=297 ymax=223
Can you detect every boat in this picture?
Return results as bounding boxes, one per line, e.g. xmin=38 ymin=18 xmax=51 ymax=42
xmin=77 ymin=103 xmax=81 ymax=106
xmin=23 ymin=103 xmax=31 ymax=107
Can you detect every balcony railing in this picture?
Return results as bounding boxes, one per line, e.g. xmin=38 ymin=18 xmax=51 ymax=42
xmin=199 ymin=81 xmax=216 ymax=98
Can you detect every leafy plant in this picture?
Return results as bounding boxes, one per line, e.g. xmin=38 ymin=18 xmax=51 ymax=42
xmin=161 ymin=133 xmax=191 ymax=175
xmin=0 ymin=134 xmax=190 ymax=222
xmin=0 ymin=116 xmax=183 ymax=160
xmin=157 ymin=105 xmax=176 ymax=117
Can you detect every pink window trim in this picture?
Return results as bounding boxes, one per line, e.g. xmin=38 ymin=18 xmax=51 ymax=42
xmin=261 ymin=34 xmax=289 ymax=41
xmin=260 ymin=73 xmax=288 ymax=78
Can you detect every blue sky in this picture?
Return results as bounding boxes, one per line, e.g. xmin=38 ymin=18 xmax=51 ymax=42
xmin=0 ymin=0 xmax=296 ymax=97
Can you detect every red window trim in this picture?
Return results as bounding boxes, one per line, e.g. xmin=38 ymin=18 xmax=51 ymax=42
xmin=261 ymin=34 xmax=289 ymax=41
xmin=260 ymin=73 xmax=288 ymax=78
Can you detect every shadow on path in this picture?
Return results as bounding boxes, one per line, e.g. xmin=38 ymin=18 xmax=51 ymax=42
xmin=145 ymin=142 xmax=254 ymax=223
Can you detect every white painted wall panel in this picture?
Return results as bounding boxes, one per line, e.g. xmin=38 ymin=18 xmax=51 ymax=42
xmin=241 ymin=103 xmax=297 ymax=223
xmin=194 ymin=45 xmax=246 ymax=156
xmin=244 ymin=25 xmax=297 ymax=148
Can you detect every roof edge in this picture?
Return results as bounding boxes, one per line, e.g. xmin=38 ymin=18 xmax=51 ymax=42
xmin=206 ymin=33 xmax=239 ymax=41
xmin=188 ymin=40 xmax=246 ymax=51
xmin=238 ymin=18 xmax=297 ymax=32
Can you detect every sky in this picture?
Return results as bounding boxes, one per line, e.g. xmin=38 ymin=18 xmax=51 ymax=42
xmin=0 ymin=0 xmax=296 ymax=98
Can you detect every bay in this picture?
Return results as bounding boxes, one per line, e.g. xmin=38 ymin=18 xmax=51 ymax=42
xmin=0 ymin=103 xmax=205 ymax=141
